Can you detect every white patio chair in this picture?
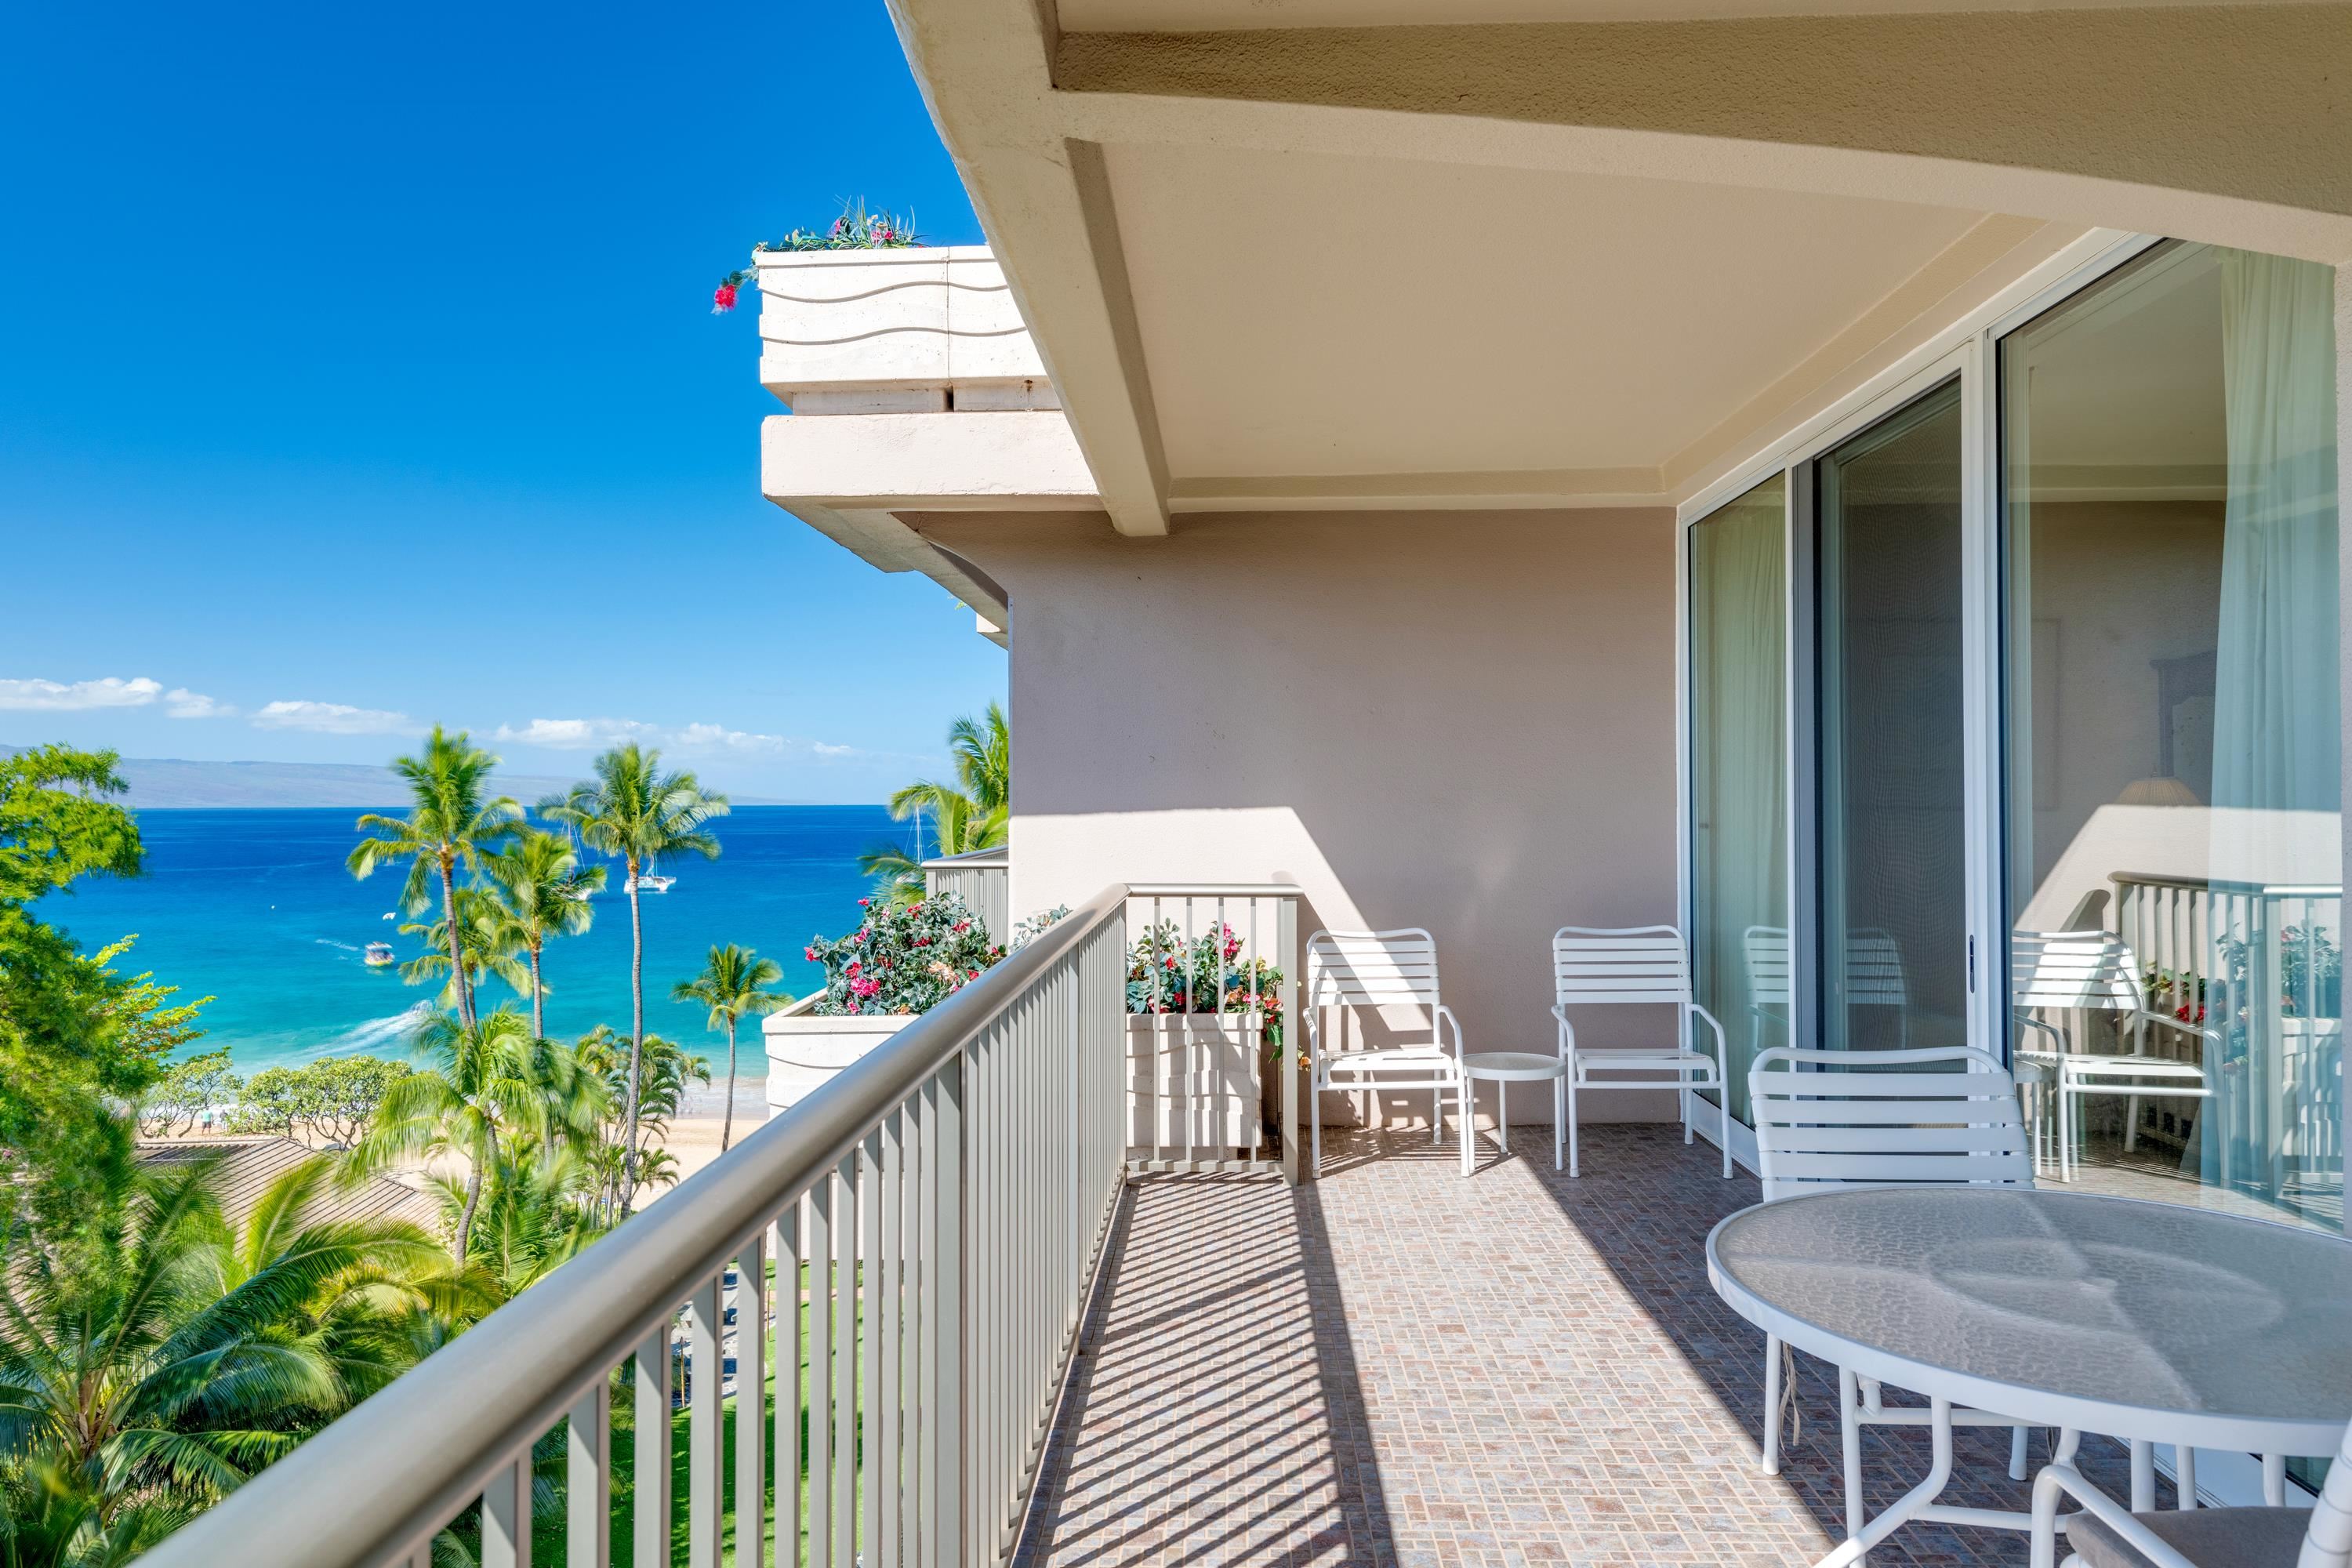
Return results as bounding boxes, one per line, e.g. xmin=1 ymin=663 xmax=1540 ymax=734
xmin=1554 ymin=926 xmax=1730 ymax=1179
xmin=2034 ymin=1415 xmax=2352 ymax=1568
xmin=1744 ymin=926 xmax=1911 ymax=1065
xmin=2012 ymin=931 xmax=2216 ymax=1182
xmin=1750 ymin=1044 xmax=2039 ymax=1548
xmin=1307 ymin=927 xmax=1473 ymax=1177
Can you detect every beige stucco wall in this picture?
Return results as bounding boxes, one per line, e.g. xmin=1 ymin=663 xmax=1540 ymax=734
xmin=914 ymin=506 xmax=1685 ymax=1127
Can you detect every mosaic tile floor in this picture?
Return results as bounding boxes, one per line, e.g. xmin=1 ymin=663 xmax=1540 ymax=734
xmin=1018 ymin=1123 xmax=2157 ymax=1567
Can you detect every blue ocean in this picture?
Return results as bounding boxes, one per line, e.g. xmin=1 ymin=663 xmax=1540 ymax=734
xmin=52 ymin=806 xmax=915 ymax=1074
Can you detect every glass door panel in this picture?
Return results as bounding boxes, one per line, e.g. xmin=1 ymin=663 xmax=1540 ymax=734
xmin=2001 ymin=242 xmax=2343 ymax=1235
xmin=1815 ymin=382 xmax=1970 ymax=1053
xmin=1690 ymin=474 xmax=1788 ymax=1126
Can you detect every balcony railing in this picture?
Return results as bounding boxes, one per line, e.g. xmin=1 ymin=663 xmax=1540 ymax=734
xmin=147 ymin=881 xmax=1140 ymax=1568
xmin=144 ymin=879 xmax=1307 ymax=1568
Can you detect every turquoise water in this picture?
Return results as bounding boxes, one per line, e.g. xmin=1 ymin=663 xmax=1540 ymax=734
xmin=50 ymin=806 xmax=913 ymax=1073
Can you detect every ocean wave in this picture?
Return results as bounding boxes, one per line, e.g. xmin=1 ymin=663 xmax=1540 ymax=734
xmin=315 ymin=938 xmax=361 ymax=953
xmin=321 ymin=1004 xmax=432 ymax=1055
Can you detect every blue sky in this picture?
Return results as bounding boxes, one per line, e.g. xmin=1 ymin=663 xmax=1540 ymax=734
xmin=0 ymin=1 xmax=1004 ymax=801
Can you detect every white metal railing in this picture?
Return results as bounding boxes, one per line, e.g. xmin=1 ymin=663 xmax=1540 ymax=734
xmin=1122 ymin=884 xmax=1304 ymax=1181
xmin=2109 ymin=872 xmax=2344 ymax=1191
xmin=145 ymin=881 xmax=1135 ymax=1568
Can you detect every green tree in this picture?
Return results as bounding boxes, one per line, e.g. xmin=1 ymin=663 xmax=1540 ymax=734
xmin=138 ymin=1047 xmax=242 ymax=1138
xmin=223 ymin=1058 xmax=411 ymax=1149
xmin=395 ymin=885 xmax=529 ymax=1012
xmin=434 ymin=1136 xmax=605 ymax=1295
xmin=573 ymin=1027 xmax=708 ymax=1224
xmin=0 ymin=1153 xmax=443 ymax=1563
xmin=859 ymin=703 xmax=1009 ymax=906
xmin=354 ymin=1007 xmax=603 ymax=1261
xmin=347 ymin=728 xmax=521 ymax=1033
xmin=481 ymin=828 xmax=604 ymax=1040
xmin=672 ymin=946 xmax=789 ymax=1152
xmin=540 ymin=746 xmax=727 ymax=1213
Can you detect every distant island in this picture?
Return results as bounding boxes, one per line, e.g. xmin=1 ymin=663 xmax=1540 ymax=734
xmin=1 ymin=752 xmax=783 ymax=809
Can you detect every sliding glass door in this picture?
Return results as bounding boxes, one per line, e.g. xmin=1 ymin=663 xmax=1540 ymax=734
xmin=1813 ymin=382 xmax=1971 ymax=1055
xmin=2000 ymin=241 xmax=2343 ymax=1232
xmin=1690 ymin=474 xmax=1787 ymax=1127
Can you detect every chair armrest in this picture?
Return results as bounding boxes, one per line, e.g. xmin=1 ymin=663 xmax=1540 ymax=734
xmin=2131 ymin=1010 xmax=2220 ymax=1047
xmin=1436 ymin=1003 xmax=1467 ymax=1058
xmin=1549 ymin=1004 xmax=1577 ymax=1054
xmin=2032 ymin=1461 xmax=2201 ymax=1568
xmin=2017 ymin=1014 xmax=2067 ymax=1052
xmin=1687 ymin=1002 xmax=1730 ymax=1065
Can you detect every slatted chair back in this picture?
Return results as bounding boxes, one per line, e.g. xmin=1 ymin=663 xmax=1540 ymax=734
xmin=1744 ymin=926 xmax=1792 ymax=1009
xmin=1749 ymin=1045 xmax=2035 ymax=1200
xmin=1552 ymin=925 xmax=1694 ymax=1008
xmin=2306 ymin=1415 xmax=2352 ymax=1566
xmin=2012 ymin=929 xmax=2143 ymax=1013
xmin=1307 ymin=928 xmax=1443 ymax=1054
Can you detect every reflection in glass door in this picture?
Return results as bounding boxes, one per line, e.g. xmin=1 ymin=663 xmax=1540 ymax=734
xmin=1690 ymin=475 xmax=1787 ymax=1127
xmin=1814 ymin=382 xmax=1969 ymax=1052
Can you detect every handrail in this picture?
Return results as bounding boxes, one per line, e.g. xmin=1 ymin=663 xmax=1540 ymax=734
xmin=920 ymin=844 xmax=1010 ymax=870
xmin=2111 ymin=871 xmax=2343 ymax=897
xmin=147 ymin=880 xmax=1133 ymax=1568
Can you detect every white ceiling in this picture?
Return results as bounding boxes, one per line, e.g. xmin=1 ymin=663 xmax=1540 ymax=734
xmin=1105 ymin=143 xmax=1996 ymax=488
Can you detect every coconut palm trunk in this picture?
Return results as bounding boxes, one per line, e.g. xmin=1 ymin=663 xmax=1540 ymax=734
xmin=456 ymin=1122 xmax=497 ymax=1261
xmin=622 ymin=855 xmax=646 ymax=1209
xmin=438 ymin=853 xmax=476 ymax=1030
xmin=527 ymin=941 xmax=546 ymax=1040
xmin=721 ymin=1016 xmax=738 ymax=1152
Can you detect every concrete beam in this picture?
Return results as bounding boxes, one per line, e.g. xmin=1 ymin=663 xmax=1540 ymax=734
xmin=1052 ymin=10 xmax=2352 ymax=263
xmin=884 ymin=0 xmax=1174 ymax=535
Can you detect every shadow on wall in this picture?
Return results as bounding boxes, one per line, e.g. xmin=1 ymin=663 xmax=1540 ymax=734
xmin=1013 ymin=1174 xmax=1397 ymax=1567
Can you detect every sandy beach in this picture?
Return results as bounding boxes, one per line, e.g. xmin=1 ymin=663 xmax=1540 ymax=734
xmin=637 ymin=1080 xmax=771 ymax=1203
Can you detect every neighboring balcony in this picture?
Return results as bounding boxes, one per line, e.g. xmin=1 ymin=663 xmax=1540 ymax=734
xmin=757 ymin=247 xmax=1098 ymax=645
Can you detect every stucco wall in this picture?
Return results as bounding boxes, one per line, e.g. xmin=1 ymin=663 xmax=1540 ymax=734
xmin=914 ymin=506 xmax=1684 ymax=1126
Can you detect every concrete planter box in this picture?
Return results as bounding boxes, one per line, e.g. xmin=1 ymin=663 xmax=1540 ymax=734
xmin=755 ymin=246 xmax=1054 ymax=411
xmin=1126 ymin=1014 xmax=1265 ymax=1153
xmin=764 ymin=1011 xmax=907 ymax=1114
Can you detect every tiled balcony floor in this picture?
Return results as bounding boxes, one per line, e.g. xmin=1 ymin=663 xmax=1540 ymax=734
xmin=1018 ymin=1123 xmax=2158 ymax=1567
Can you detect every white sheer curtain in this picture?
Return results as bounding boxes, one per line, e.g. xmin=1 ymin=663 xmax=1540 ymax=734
xmin=1690 ymin=480 xmax=1786 ymax=1127
xmin=2203 ymin=248 xmax=2341 ymax=1202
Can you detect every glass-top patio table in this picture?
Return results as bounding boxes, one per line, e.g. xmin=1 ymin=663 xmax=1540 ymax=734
xmin=1707 ymin=1187 xmax=2352 ymax=1567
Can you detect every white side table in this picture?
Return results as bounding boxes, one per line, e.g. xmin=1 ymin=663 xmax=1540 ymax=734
xmin=1461 ymin=1051 xmax=1569 ymax=1171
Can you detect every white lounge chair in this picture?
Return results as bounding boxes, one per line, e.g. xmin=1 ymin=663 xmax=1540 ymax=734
xmin=2012 ymin=930 xmax=2216 ymax=1182
xmin=1750 ymin=1044 xmax=2039 ymax=1551
xmin=1306 ymin=927 xmax=1473 ymax=1178
xmin=1554 ymin=925 xmax=1731 ymax=1179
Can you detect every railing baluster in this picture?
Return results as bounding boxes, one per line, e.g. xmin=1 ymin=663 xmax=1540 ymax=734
xmin=831 ymin=1154 xmax=857 ymax=1568
xmin=689 ymin=1272 xmax=724 ymax=1566
xmin=777 ymin=1207 xmax=803 ymax=1568
xmin=483 ymin=1451 xmax=532 ymax=1568
xmin=936 ymin=1055 xmax=964 ymax=1568
xmin=568 ymin=1370 xmax=612 ymax=1568
xmin=862 ymin=1126 xmax=884 ymax=1562
xmin=634 ymin=1325 xmax=672 ymax=1568
xmin=808 ymin=1177 xmax=833 ymax=1568
xmin=880 ymin=1107 xmax=904 ymax=1567
xmin=737 ymin=1229 xmax=768 ymax=1568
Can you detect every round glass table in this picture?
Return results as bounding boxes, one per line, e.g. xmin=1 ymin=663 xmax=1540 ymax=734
xmin=1707 ymin=1187 xmax=2352 ymax=1566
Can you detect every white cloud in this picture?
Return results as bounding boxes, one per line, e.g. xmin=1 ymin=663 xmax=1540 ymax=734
xmin=495 ymin=716 xmax=866 ymax=760
xmin=0 ymin=676 xmax=165 ymax=711
xmin=492 ymin=717 xmax=659 ymax=750
xmin=164 ymin=688 xmax=235 ymax=720
xmin=252 ymin=699 xmax=419 ymax=735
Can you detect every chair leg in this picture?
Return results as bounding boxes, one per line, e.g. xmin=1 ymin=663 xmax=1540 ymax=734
xmin=1838 ymin=1366 xmax=1868 ymax=1565
xmin=2124 ymin=1092 xmax=2141 ymax=1153
xmin=1311 ymin=1073 xmax=1322 ymax=1177
xmin=1566 ymin=1069 xmax=1581 ymax=1178
xmin=1553 ymin=1076 xmax=1565 ymax=1172
xmin=1432 ymin=1084 xmax=1441 ymax=1144
xmin=1762 ymin=1334 xmax=1783 ymax=1476
xmin=1458 ymin=1080 xmax=1473 ymax=1178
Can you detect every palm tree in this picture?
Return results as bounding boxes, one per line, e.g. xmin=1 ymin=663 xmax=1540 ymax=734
xmin=540 ymin=746 xmax=727 ymax=1212
xmin=348 ymin=728 xmax=521 ymax=1032
xmin=0 ymin=1156 xmax=441 ymax=1561
xmin=430 ymin=1137 xmax=605 ymax=1298
xmin=673 ymin=946 xmax=790 ymax=1152
xmin=481 ymin=827 xmax=604 ymax=1039
xmin=573 ymin=1027 xmax=709 ymax=1225
xmin=355 ymin=1006 xmax=604 ymax=1261
xmin=395 ymin=886 xmax=530 ymax=1011
xmin=861 ymin=704 xmax=1010 ymax=906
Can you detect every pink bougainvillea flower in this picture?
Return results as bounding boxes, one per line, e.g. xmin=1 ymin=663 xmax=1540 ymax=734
xmin=712 ymin=281 xmax=739 ymax=314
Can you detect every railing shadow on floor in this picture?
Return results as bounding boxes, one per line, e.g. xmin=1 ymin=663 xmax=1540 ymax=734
xmin=1013 ymin=1173 xmax=1399 ymax=1567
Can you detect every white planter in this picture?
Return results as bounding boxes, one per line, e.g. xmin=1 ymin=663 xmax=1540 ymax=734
xmin=1126 ymin=1014 xmax=1264 ymax=1154
xmin=764 ymin=1012 xmax=907 ymax=1114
